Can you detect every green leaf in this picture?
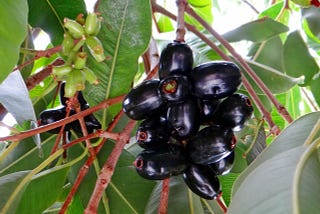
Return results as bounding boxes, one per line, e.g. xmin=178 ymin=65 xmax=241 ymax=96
xmin=157 ymin=15 xmax=174 ymax=33
xmin=244 ymin=60 xmax=302 ymax=94
xmin=84 ymin=0 xmax=152 ymax=127
xmin=283 ymin=31 xmax=319 ymax=85
xmin=310 ymin=76 xmax=320 ymax=107
xmin=0 ymin=171 xmax=30 ymax=214
xmin=228 ymin=145 xmax=320 ymax=214
xmin=15 ymin=165 xmax=70 ymax=213
xmin=0 ymin=0 xmax=28 ymax=84
xmin=185 ymin=1 xmax=213 ymax=30
xmin=232 ymin=111 xmax=320 ymax=196
xmin=0 ymin=71 xmax=37 ymax=125
xmin=222 ymin=17 xmax=289 ymax=43
xmin=258 ymin=1 xmax=283 ymax=19
xmin=27 ymin=0 xmax=86 ymax=45
xmin=302 ymin=7 xmax=320 ymax=38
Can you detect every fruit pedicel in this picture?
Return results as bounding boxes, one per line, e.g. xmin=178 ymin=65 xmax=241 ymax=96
xmin=122 ymin=41 xmax=253 ymax=200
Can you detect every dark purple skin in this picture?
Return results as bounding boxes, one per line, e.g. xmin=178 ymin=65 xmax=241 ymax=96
xmin=60 ymin=82 xmax=86 ymax=107
xmin=167 ymin=99 xmax=200 ymax=140
xmin=187 ymin=125 xmax=236 ymax=165
xmin=122 ymin=79 xmax=164 ymax=120
xmin=209 ymin=150 xmax=235 ymax=175
xmin=134 ymin=144 xmax=188 ymax=180
xmin=183 ymin=164 xmax=221 ymax=200
xmin=190 ymin=61 xmax=241 ymax=99
xmin=39 ymin=106 xmax=69 ymax=134
xmin=159 ymin=75 xmax=192 ymax=103
xmin=198 ymin=98 xmax=220 ymax=124
xmin=70 ymin=104 xmax=101 ymax=134
xmin=158 ymin=41 xmax=193 ymax=79
xmin=213 ymin=93 xmax=253 ymax=131
xmin=136 ymin=117 xmax=170 ymax=149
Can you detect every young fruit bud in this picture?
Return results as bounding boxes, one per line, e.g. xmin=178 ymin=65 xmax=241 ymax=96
xmin=85 ymin=36 xmax=105 ymax=62
xmin=83 ymin=67 xmax=99 ymax=85
xmin=92 ymin=17 xmax=102 ymax=36
xmin=52 ymin=64 xmax=72 ymax=79
xmin=64 ymin=18 xmax=85 ymax=39
xmin=73 ymin=52 xmax=87 ymax=69
xmin=85 ymin=13 xmax=100 ymax=35
xmin=64 ymin=76 xmax=77 ymax=98
xmin=61 ymin=33 xmax=74 ymax=56
xmin=72 ymin=69 xmax=86 ymax=91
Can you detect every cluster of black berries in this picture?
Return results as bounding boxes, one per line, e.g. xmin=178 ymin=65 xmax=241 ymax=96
xmin=39 ymin=82 xmax=101 ymax=135
xmin=122 ymin=41 xmax=253 ymax=200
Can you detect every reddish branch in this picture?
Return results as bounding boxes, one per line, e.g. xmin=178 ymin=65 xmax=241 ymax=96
xmin=84 ymin=120 xmax=137 ymax=214
xmin=0 ymin=95 xmax=125 ymax=142
xmin=158 ymin=178 xmax=170 ymax=214
xmin=175 ymin=0 xmax=187 ymax=42
xmin=59 ymin=111 xmax=124 ymax=213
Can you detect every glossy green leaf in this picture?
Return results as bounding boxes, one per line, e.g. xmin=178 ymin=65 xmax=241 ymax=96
xmin=228 ymin=144 xmax=320 ymax=214
xmin=15 ymin=165 xmax=70 ymax=213
xmin=219 ymin=173 xmax=238 ymax=206
xmin=223 ymin=17 xmax=289 ymax=43
xmin=232 ymin=111 xmax=320 ymax=195
xmin=258 ymin=1 xmax=283 ymax=19
xmin=0 ymin=171 xmax=30 ymax=214
xmin=283 ymin=31 xmax=319 ymax=85
xmin=0 ymin=0 xmax=28 ymax=84
xmin=27 ymin=0 xmax=86 ymax=45
xmin=185 ymin=2 xmax=213 ymax=30
xmin=244 ymin=60 xmax=302 ymax=94
xmin=84 ymin=0 xmax=152 ymax=127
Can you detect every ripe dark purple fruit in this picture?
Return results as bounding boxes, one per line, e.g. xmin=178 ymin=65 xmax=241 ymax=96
xmin=159 ymin=75 xmax=191 ymax=103
xmin=70 ymin=104 xmax=101 ymax=134
xmin=198 ymin=98 xmax=220 ymax=124
xmin=191 ymin=61 xmax=241 ymax=99
xmin=158 ymin=41 xmax=193 ymax=79
xmin=39 ymin=106 xmax=69 ymax=134
xmin=122 ymin=79 xmax=164 ymax=120
xmin=136 ymin=117 xmax=170 ymax=149
xmin=209 ymin=150 xmax=235 ymax=175
xmin=167 ymin=99 xmax=200 ymax=140
xmin=183 ymin=164 xmax=221 ymax=200
xmin=60 ymin=82 xmax=86 ymax=106
xmin=134 ymin=144 xmax=188 ymax=180
xmin=213 ymin=93 xmax=253 ymax=131
xmin=187 ymin=125 xmax=236 ymax=165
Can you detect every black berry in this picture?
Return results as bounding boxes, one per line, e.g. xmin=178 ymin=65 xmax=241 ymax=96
xmin=39 ymin=106 xmax=69 ymax=134
xmin=183 ymin=164 xmax=221 ymax=200
xmin=159 ymin=75 xmax=192 ymax=103
xmin=134 ymin=144 xmax=188 ymax=180
xmin=122 ymin=79 xmax=164 ymax=120
xmin=159 ymin=41 xmax=193 ymax=79
xmin=209 ymin=150 xmax=235 ymax=175
xmin=191 ymin=61 xmax=241 ymax=99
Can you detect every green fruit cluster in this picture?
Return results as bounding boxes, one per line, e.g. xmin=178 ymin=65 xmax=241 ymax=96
xmin=52 ymin=13 xmax=105 ymax=98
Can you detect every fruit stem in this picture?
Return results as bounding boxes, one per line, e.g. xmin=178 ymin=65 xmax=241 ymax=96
xmin=158 ymin=178 xmax=170 ymax=214
xmin=175 ymin=0 xmax=187 ymax=42
xmin=216 ymin=195 xmax=228 ymax=213
xmin=184 ymin=4 xmax=293 ymax=124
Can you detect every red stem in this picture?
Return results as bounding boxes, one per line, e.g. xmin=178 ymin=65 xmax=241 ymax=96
xmin=158 ymin=178 xmax=170 ymax=214
xmin=216 ymin=196 xmax=228 ymax=214
xmin=175 ymin=0 xmax=187 ymax=42
xmin=84 ymin=120 xmax=136 ymax=214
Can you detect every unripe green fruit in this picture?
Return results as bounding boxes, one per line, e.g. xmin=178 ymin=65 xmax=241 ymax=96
xmin=52 ymin=64 xmax=72 ymax=79
xmin=64 ymin=18 xmax=85 ymax=39
xmin=83 ymin=67 xmax=99 ymax=85
xmin=73 ymin=52 xmax=87 ymax=69
xmin=85 ymin=13 xmax=100 ymax=35
xmin=61 ymin=33 xmax=74 ymax=56
xmin=85 ymin=36 xmax=105 ymax=62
